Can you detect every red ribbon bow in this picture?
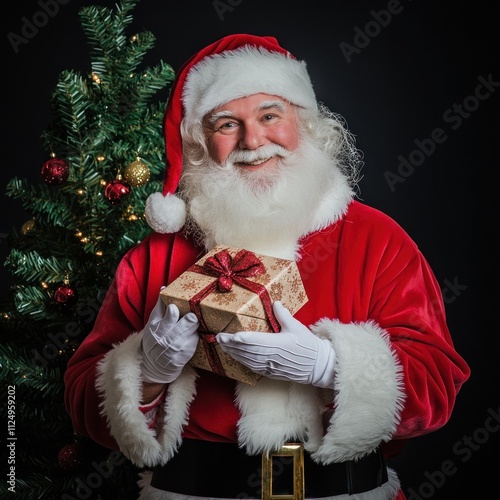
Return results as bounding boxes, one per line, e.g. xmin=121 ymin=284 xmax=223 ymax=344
xmin=196 ymin=248 xmax=264 ymax=291
xmin=189 ymin=249 xmax=280 ymax=332
xmin=188 ymin=249 xmax=280 ymax=376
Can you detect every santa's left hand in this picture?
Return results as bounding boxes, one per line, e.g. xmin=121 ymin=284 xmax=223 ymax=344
xmin=216 ymin=301 xmax=336 ymax=388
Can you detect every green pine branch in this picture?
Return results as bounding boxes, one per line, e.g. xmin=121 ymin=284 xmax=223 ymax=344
xmin=80 ymin=0 xmax=138 ymax=73
xmin=5 ymin=247 xmax=75 ymax=283
xmin=5 ymin=178 xmax=79 ymax=228
xmin=0 ymin=343 xmax=62 ymax=390
xmin=1 ymin=0 xmax=174 ymax=496
xmin=0 ymin=472 xmax=56 ymax=499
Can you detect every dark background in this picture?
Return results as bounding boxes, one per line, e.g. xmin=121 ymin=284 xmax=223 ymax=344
xmin=1 ymin=0 xmax=496 ymax=498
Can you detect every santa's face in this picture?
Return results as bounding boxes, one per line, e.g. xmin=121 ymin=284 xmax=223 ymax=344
xmin=203 ymin=93 xmax=300 ymax=170
xmin=181 ymin=95 xmax=336 ymax=259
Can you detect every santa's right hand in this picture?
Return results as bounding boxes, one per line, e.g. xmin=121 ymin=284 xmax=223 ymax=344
xmin=140 ymin=295 xmax=200 ymax=384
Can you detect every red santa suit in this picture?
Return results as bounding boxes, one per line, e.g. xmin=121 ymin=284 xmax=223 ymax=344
xmin=64 ymin=197 xmax=470 ymax=499
xmin=63 ymin=34 xmax=470 ymax=499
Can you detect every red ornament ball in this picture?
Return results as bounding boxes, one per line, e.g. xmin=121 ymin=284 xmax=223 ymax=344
xmin=58 ymin=442 xmax=85 ymax=470
xmin=104 ymin=179 xmax=131 ymax=204
xmin=41 ymin=157 xmax=69 ymax=186
xmin=54 ymin=283 xmax=77 ymax=307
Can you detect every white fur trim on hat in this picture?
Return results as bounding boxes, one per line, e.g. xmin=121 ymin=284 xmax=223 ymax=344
xmin=144 ymin=192 xmax=186 ymax=234
xmin=182 ymin=45 xmax=318 ymax=127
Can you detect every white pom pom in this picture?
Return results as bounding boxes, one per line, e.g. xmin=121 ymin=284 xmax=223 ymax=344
xmin=144 ymin=192 xmax=186 ymax=233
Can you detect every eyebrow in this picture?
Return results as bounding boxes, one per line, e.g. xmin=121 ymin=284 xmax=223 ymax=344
xmin=208 ymin=110 xmax=234 ymax=125
xmin=259 ymin=100 xmax=287 ymax=112
xmin=207 ymin=100 xmax=287 ymax=125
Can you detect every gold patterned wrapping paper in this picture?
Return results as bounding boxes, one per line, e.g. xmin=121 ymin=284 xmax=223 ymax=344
xmin=160 ymin=245 xmax=308 ymax=385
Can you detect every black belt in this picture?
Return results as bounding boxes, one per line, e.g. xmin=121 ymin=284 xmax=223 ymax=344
xmin=150 ymin=438 xmax=388 ymax=498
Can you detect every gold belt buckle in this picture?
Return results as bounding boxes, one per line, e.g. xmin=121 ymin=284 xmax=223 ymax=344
xmin=262 ymin=443 xmax=304 ymax=500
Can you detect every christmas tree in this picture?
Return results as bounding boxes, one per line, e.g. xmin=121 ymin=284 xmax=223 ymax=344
xmin=1 ymin=0 xmax=174 ymax=498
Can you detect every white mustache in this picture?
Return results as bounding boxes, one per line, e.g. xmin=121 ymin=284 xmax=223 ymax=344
xmin=226 ymin=144 xmax=290 ymax=164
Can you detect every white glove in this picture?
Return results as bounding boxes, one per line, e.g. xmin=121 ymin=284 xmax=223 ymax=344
xmin=140 ymin=294 xmax=200 ymax=384
xmin=216 ymin=301 xmax=336 ymax=388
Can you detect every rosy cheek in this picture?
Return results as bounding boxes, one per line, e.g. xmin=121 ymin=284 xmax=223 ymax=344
xmin=274 ymin=127 xmax=300 ymax=151
xmin=286 ymin=131 xmax=300 ymax=151
xmin=207 ymin=139 xmax=222 ymax=163
xmin=208 ymin=137 xmax=234 ymax=164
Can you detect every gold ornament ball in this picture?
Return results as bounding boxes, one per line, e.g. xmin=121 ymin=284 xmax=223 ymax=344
xmin=21 ymin=219 xmax=36 ymax=235
xmin=124 ymin=159 xmax=151 ymax=187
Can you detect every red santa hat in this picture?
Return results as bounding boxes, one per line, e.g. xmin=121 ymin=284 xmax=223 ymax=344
xmin=145 ymin=33 xmax=318 ymax=234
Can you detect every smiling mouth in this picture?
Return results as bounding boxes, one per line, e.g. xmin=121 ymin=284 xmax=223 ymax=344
xmin=237 ymin=157 xmax=274 ymax=167
xmin=247 ymin=158 xmax=269 ymax=166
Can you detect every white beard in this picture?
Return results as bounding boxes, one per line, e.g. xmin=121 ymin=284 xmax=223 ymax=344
xmin=180 ymin=138 xmax=337 ymax=260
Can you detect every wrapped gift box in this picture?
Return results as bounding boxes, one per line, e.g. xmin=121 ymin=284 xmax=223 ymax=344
xmin=160 ymin=245 xmax=308 ymax=385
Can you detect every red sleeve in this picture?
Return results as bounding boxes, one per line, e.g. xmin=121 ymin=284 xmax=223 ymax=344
xmin=375 ymin=248 xmax=471 ymax=438
xmin=297 ymin=201 xmax=471 ymax=451
xmin=350 ymin=205 xmax=471 ymax=438
xmin=63 ymin=232 xmax=200 ymax=449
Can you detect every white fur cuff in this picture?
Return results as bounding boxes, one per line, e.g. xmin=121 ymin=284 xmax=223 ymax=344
xmin=311 ymin=319 xmax=405 ymax=463
xmin=96 ymin=333 xmax=164 ymax=467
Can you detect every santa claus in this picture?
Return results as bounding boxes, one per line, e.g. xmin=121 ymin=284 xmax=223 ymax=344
xmin=64 ymin=34 xmax=470 ymax=499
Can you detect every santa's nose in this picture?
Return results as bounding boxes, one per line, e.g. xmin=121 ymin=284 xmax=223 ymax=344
xmin=238 ymin=123 xmax=266 ymax=150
